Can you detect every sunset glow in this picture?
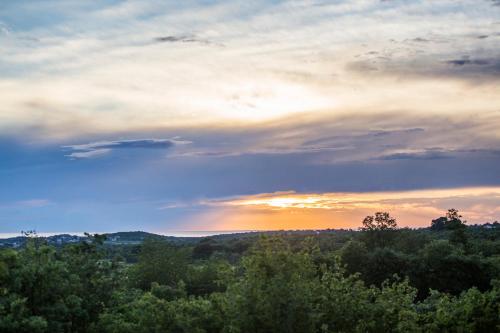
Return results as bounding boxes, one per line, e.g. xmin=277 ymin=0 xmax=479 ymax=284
xmin=1 ymin=0 xmax=499 ymax=234
xmin=3 ymin=2 xmax=500 ymax=330
xmin=213 ymin=188 xmax=500 ymax=211
xmin=169 ymin=187 xmax=500 ymax=232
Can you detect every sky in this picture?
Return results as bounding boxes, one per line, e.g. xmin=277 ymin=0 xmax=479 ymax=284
xmin=1 ymin=0 xmax=500 ymax=235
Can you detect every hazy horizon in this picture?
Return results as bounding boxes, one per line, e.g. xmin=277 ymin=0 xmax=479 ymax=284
xmin=0 ymin=230 xmax=261 ymax=239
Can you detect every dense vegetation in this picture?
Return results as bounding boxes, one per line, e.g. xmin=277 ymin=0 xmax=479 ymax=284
xmin=1 ymin=210 xmax=499 ymax=332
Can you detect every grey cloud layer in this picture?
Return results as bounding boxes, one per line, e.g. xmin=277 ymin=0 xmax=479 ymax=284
xmin=2 ymin=0 xmax=500 ymax=232
xmin=349 ymin=50 xmax=500 ymax=81
xmin=117 ymin=110 xmax=500 ymax=167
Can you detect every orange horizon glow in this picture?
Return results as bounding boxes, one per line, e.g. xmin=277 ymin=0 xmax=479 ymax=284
xmin=173 ymin=187 xmax=500 ymax=232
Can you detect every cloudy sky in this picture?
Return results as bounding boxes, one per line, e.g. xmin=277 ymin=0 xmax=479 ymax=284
xmin=1 ymin=0 xmax=500 ymax=234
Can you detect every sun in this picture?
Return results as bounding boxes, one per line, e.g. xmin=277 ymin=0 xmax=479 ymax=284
xmin=217 ymin=80 xmax=335 ymax=122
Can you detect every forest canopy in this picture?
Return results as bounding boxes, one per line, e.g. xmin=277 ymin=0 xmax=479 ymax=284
xmin=1 ymin=209 xmax=499 ymax=333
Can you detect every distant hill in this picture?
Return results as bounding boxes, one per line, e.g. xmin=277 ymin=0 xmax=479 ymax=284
xmin=0 ymin=229 xmax=349 ymax=248
xmin=1 ymin=224 xmax=497 ymax=248
xmin=0 ymin=231 xmax=197 ymax=248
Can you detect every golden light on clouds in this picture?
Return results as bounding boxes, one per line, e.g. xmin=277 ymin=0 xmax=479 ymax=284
xmin=217 ymin=188 xmax=500 ymax=210
xmin=181 ymin=187 xmax=500 ymax=231
xmin=2 ymin=1 xmax=500 ymax=234
xmin=1 ymin=0 xmax=500 ymax=140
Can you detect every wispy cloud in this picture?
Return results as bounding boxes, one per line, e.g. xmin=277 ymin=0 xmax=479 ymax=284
xmin=200 ymin=188 xmax=500 ymax=211
xmin=377 ymin=149 xmax=452 ymax=161
xmin=1 ymin=0 xmax=500 ymax=232
xmin=63 ymin=138 xmax=190 ymax=159
xmin=159 ymin=110 xmax=500 ymax=165
xmin=153 ymin=34 xmax=224 ymax=46
xmin=66 ymin=148 xmax=111 ymax=159
xmin=17 ymin=199 xmax=51 ymax=208
xmin=0 ymin=22 xmax=10 ymax=36
xmin=0 ymin=199 xmax=51 ymax=209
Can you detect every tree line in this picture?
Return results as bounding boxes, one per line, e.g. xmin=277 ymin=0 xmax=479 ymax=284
xmin=1 ymin=209 xmax=499 ymax=332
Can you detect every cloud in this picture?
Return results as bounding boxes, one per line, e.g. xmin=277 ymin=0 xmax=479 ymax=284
xmin=181 ymin=187 xmax=500 ymax=230
xmin=63 ymin=138 xmax=189 ymax=159
xmin=407 ymin=37 xmax=430 ymax=43
xmin=348 ymin=54 xmax=500 ymax=81
xmin=154 ymin=109 xmax=500 ymax=165
xmin=155 ymin=36 xmax=188 ymax=42
xmin=17 ymin=199 xmax=51 ymax=208
xmin=2 ymin=0 xmax=500 ymax=233
xmin=202 ymin=188 xmax=500 ymax=211
xmin=446 ymin=58 xmax=491 ymax=66
xmin=1 ymin=0 xmax=500 ymax=141
xmin=444 ymin=57 xmax=500 ymax=77
xmin=0 ymin=22 xmax=10 ymax=36
xmin=378 ymin=148 xmax=500 ymax=162
xmin=377 ymin=149 xmax=452 ymax=161
xmin=0 ymin=199 xmax=51 ymax=209
xmin=67 ymin=148 xmax=111 ymax=159
xmin=153 ymin=35 xmax=223 ymax=46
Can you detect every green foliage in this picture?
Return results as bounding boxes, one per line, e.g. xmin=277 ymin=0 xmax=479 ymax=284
xmin=223 ymin=237 xmax=320 ymax=333
xmin=192 ymin=238 xmax=223 ymax=260
xmin=1 ymin=213 xmax=500 ymax=332
xmin=431 ymin=209 xmax=469 ymax=246
xmin=94 ymin=291 xmax=223 ymax=333
xmin=317 ymin=263 xmax=418 ymax=332
xmin=363 ymin=248 xmax=410 ymax=286
xmin=417 ymin=282 xmax=500 ymax=332
xmin=129 ymin=238 xmax=190 ymax=290
xmin=185 ymin=259 xmax=234 ymax=296
xmin=410 ymin=240 xmax=492 ymax=299
xmin=340 ymin=240 xmax=369 ymax=276
xmin=0 ymin=236 xmax=125 ymax=333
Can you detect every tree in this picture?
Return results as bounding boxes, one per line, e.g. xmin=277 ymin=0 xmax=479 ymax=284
xmin=340 ymin=240 xmax=369 ymax=276
xmin=360 ymin=212 xmax=398 ymax=247
xmin=446 ymin=209 xmax=466 ymax=230
xmin=361 ymin=212 xmax=398 ymax=231
xmin=430 ymin=217 xmax=447 ymax=231
xmin=185 ymin=259 xmax=234 ymax=296
xmin=411 ymin=240 xmax=489 ymax=299
xmin=0 ymin=234 xmax=125 ymax=333
xmin=417 ymin=282 xmax=500 ymax=332
xmin=431 ymin=209 xmax=466 ymax=231
xmin=129 ymin=238 xmax=190 ymax=290
xmin=2 ymin=224 xmax=500 ymax=332
xmin=431 ymin=209 xmax=468 ymax=246
xmin=192 ymin=238 xmax=222 ymax=260
xmin=223 ymin=237 xmax=320 ymax=333
xmin=94 ymin=291 xmax=223 ymax=333
xmin=363 ymin=248 xmax=410 ymax=287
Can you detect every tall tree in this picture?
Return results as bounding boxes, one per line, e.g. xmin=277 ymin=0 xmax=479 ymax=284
xmin=360 ymin=212 xmax=398 ymax=247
